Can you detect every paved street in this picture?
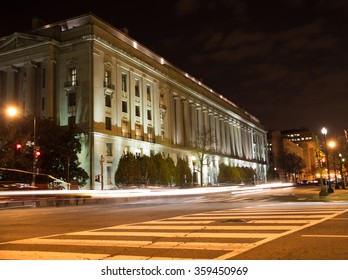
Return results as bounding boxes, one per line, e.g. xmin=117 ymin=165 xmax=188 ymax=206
xmin=0 ymin=186 xmax=347 ymax=260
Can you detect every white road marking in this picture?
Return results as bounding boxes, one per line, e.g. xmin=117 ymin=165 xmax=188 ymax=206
xmin=1 ymin=207 xmax=346 ymax=260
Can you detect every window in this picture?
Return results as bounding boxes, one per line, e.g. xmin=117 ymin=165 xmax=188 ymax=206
xmin=105 ymin=94 xmax=111 ymax=108
xmin=135 ymin=124 xmax=142 ymax=140
xmin=147 ymin=109 xmax=152 ymax=120
xmin=121 ymin=73 xmax=127 ymax=92
xmin=68 ymin=92 xmax=76 ymax=107
xmin=135 ymin=105 xmax=140 ymax=117
xmin=106 ymin=143 xmax=113 ymax=156
xmin=146 ymin=84 xmax=151 ymax=101
xmin=104 ymin=70 xmax=111 ymax=86
xmin=105 ymin=117 xmax=111 ymax=130
xmin=70 ymin=68 xmax=77 ymax=86
xmin=135 ymin=79 xmax=140 ymax=97
xmin=147 ymin=127 xmax=154 ymax=142
xmin=122 ymin=121 xmax=129 ymax=137
xmin=122 ymin=101 xmax=128 ymax=113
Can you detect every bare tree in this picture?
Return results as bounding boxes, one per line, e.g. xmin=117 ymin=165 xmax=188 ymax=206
xmin=191 ymin=128 xmax=216 ymax=185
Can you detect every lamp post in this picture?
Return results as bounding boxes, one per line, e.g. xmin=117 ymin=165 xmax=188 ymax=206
xmin=339 ymin=153 xmax=346 ymax=189
xmin=321 ymin=127 xmax=334 ymax=193
xmin=315 ymin=134 xmax=326 ymax=196
xmin=328 ymin=140 xmax=338 ymax=189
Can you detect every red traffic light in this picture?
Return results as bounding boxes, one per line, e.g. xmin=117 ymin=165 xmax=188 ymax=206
xmin=35 ymin=150 xmax=41 ymax=157
xmin=15 ymin=143 xmax=22 ymax=150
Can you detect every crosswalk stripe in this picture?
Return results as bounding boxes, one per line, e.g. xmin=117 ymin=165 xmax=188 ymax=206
xmin=105 ymin=255 xmax=193 ymax=260
xmin=5 ymin=238 xmax=254 ymax=251
xmin=247 ymin=219 xmax=313 ymax=224
xmin=6 ymin=238 xmax=154 ymax=247
xmin=168 ymin=215 xmax=327 ymax=219
xmin=145 ymin=241 xmax=253 ymax=251
xmin=0 ymin=250 xmax=108 ymax=260
xmin=141 ymin=220 xmax=214 ymax=224
xmin=65 ymin=231 xmax=275 ymax=239
xmin=109 ymin=224 xmax=295 ymax=230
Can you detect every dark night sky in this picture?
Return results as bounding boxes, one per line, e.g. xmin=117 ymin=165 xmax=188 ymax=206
xmin=1 ymin=0 xmax=348 ymax=136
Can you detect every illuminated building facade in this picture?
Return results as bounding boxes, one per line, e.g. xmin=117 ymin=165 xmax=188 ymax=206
xmin=0 ymin=14 xmax=268 ymax=189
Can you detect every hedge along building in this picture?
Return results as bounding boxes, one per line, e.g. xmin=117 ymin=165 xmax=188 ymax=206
xmin=0 ymin=14 xmax=268 ymax=189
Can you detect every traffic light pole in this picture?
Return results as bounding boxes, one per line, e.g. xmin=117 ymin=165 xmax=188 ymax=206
xmin=100 ymin=155 xmax=105 ymax=190
xmin=31 ymin=117 xmax=36 ymax=186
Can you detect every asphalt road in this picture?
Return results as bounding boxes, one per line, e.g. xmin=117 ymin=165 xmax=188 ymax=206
xmin=0 ymin=186 xmax=347 ymax=260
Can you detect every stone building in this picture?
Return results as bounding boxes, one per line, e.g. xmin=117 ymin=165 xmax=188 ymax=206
xmin=0 ymin=14 xmax=268 ymax=189
xmin=267 ymin=129 xmax=317 ymax=182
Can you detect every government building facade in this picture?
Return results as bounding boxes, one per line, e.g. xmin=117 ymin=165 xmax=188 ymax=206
xmin=0 ymin=14 xmax=268 ymax=189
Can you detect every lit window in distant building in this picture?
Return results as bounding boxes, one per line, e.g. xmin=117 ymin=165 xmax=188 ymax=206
xmin=104 ymin=70 xmax=111 ymax=86
xmin=70 ymin=68 xmax=77 ymax=86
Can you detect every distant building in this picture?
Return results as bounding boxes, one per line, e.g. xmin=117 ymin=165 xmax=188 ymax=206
xmin=267 ymin=128 xmax=317 ymax=182
xmin=0 ymin=13 xmax=268 ymax=189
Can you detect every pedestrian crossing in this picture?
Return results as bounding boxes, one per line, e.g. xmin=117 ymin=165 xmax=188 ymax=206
xmin=0 ymin=206 xmax=346 ymax=260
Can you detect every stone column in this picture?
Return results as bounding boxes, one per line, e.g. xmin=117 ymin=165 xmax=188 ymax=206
xmin=215 ymin=114 xmax=221 ymax=152
xmin=182 ymin=99 xmax=191 ymax=146
xmin=26 ymin=61 xmax=38 ymax=116
xmin=5 ymin=65 xmax=18 ymax=104
xmin=174 ymin=95 xmax=183 ymax=145
xmin=189 ymin=102 xmax=197 ymax=146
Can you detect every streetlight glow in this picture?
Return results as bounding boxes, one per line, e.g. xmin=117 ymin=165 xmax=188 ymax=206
xmin=6 ymin=106 xmax=18 ymax=117
xmin=321 ymin=127 xmax=327 ymax=135
xmin=328 ymin=140 xmax=336 ymax=148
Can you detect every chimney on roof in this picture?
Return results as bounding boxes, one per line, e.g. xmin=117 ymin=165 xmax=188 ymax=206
xmin=32 ymin=17 xmax=47 ymax=30
xmin=120 ymin=27 xmax=129 ymax=35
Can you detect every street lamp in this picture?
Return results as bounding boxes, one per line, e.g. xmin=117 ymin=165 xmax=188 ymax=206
xmin=321 ymin=127 xmax=334 ymax=193
xmin=328 ymin=140 xmax=338 ymax=188
xmin=339 ymin=153 xmax=346 ymax=189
